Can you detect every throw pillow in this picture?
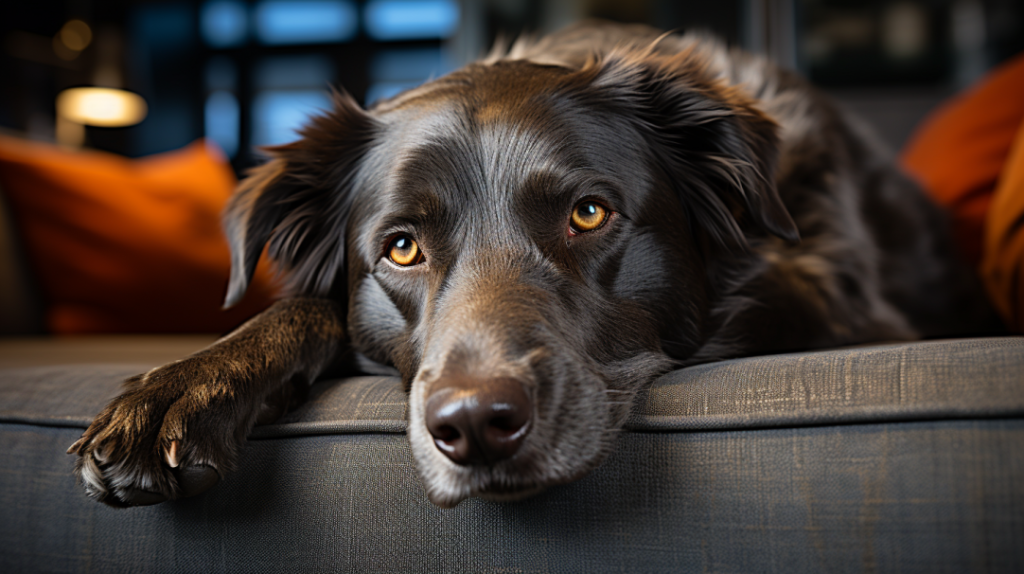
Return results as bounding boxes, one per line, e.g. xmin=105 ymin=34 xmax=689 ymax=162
xmin=980 ymin=119 xmax=1024 ymax=331
xmin=900 ymin=52 xmax=1024 ymax=266
xmin=0 ymin=136 xmax=278 ymax=334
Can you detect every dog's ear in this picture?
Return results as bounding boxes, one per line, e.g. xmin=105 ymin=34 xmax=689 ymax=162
xmin=585 ymin=48 xmax=799 ymax=250
xmin=223 ymin=89 xmax=377 ymax=308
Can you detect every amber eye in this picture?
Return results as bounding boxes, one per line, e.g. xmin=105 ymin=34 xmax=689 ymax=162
xmin=387 ymin=235 xmax=424 ymax=266
xmin=570 ymin=201 xmax=608 ymax=233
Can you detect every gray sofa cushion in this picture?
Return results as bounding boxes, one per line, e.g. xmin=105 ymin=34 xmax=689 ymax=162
xmin=0 ymin=337 xmax=1022 ymax=572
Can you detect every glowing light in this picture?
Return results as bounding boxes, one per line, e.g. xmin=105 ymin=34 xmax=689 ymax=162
xmin=53 ymin=19 xmax=93 ymax=61
xmin=60 ymin=19 xmax=93 ymax=51
xmin=56 ymin=87 xmax=148 ymax=127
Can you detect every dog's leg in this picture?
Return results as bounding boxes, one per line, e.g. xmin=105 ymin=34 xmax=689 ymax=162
xmin=67 ymin=297 xmax=346 ymax=507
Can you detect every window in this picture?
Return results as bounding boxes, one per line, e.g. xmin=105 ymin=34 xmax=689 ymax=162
xmin=254 ymin=1 xmax=359 ymax=45
xmin=201 ymin=1 xmax=248 ymax=48
xmin=366 ymin=47 xmax=454 ymax=105
xmin=199 ymin=0 xmax=462 ymax=167
xmin=363 ymin=0 xmax=460 ymax=41
xmin=251 ymin=55 xmax=335 ymax=146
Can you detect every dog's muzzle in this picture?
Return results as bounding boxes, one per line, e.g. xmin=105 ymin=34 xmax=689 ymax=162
xmin=424 ymin=374 xmax=532 ymax=465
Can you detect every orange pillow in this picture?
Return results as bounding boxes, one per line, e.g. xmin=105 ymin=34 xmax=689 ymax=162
xmin=980 ymin=119 xmax=1024 ymax=331
xmin=0 ymin=136 xmax=277 ymax=334
xmin=900 ymin=52 xmax=1024 ymax=266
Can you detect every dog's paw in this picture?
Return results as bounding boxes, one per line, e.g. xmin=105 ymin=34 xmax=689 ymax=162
xmin=67 ymin=356 xmax=297 ymax=508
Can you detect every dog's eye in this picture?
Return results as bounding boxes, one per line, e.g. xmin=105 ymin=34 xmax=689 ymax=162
xmin=388 ymin=235 xmax=424 ymax=266
xmin=570 ymin=201 xmax=608 ymax=233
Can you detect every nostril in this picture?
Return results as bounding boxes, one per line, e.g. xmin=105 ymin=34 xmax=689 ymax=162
xmin=487 ymin=409 xmax=530 ymax=437
xmin=490 ymin=416 xmax=516 ymax=432
xmin=433 ymin=424 xmax=460 ymax=442
xmin=424 ymin=375 xmax=533 ymax=465
xmin=432 ymin=425 xmax=463 ymax=455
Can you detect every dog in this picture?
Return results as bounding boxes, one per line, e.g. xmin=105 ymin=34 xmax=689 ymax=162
xmin=68 ymin=21 xmax=1000 ymax=509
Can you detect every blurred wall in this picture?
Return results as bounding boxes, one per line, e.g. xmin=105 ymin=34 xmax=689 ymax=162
xmin=2 ymin=0 xmax=1022 ymax=164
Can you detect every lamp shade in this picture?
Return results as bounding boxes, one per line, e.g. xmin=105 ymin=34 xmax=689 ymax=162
xmin=56 ymin=87 xmax=147 ymax=127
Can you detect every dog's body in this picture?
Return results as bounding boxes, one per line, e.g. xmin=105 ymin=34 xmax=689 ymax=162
xmin=70 ymin=21 xmax=999 ymax=508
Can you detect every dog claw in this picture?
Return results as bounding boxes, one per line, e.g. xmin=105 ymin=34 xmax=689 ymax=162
xmin=67 ymin=436 xmax=87 ymax=455
xmin=166 ymin=440 xmax=180 ymax=468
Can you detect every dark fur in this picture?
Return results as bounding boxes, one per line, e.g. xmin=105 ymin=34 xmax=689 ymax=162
xmin=70 ymin=21 xmax=1000 ymax=508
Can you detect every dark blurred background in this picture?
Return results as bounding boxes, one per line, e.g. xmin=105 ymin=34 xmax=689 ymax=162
xmin=2 ymin=0 xmax=1022 ymax=173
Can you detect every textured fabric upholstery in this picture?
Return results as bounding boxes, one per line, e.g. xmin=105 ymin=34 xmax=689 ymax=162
xmin=1 ymin=337 xmax=1022 ymax=572
xmin=631 ymin=338 xmax=1024 ymax=429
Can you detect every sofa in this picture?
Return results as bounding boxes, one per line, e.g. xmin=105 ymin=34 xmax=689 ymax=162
xmin=2 ymin=336 xmax=1023 ymax=572
xmin=2 ymin=170 xmax=1024 ymax=573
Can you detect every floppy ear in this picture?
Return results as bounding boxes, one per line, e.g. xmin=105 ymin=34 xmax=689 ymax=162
xmin=586 ymin=48 xmax=799 ymax=250
xmin=223 ymin=90 xmax=377 ymax=308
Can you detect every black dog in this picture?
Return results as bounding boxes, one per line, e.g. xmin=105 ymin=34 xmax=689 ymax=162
xmin=69 ymin=21 xmax=998 ymax=508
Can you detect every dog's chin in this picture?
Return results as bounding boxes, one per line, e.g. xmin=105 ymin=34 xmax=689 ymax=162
xmin=426 ymin=490 xmax=469 ymax=509
xmin=411 ymin=426 xmax=615 ymax=508
xmin=411 ymin=440 xmax=560 ymax=508
xmin=406 ymin=358 xmax=652 ymax=508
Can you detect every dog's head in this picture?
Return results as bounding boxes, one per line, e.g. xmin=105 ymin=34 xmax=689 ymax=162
xmin=222 ymin=45 xmax=797 ymax=507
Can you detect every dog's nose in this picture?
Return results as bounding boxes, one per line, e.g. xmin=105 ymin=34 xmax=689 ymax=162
xmin=425 ymin=376 xmax=532 ymax=465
